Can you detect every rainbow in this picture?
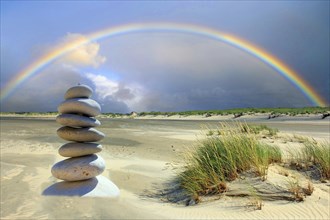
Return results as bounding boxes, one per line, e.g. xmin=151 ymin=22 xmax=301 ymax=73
xmin=0 ymin=22 xmax=327 ymax=106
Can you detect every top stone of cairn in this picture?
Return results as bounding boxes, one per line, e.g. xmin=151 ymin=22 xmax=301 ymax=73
xmin=65 ymin=84 xmax=93 ymax=100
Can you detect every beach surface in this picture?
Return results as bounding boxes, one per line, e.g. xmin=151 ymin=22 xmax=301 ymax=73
xmin=1 ymin=116 xmax=329 ymax=219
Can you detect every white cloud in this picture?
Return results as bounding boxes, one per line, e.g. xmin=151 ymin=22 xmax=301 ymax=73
xmin=85 ymin=73 xmax=145 ymax=111
xmin=85 ymin=74 xmax=118 ymax=99
xmin=58 ymin=33 xmax=106 ymax=68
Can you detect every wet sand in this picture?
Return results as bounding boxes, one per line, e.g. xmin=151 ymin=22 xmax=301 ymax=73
xmin=1 ymin=117 xmax=329 ymax=219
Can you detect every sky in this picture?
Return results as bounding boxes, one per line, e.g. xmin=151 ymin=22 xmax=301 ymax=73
xmin=0 ymin=1 xmax=329 ymax=113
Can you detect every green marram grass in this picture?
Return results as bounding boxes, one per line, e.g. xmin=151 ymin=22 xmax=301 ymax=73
xmin=178 ymin=123 xmax=282 ymax=199
xmin=304 ymin=140 xmax=330 ymax=179
xmin=206 ymin=124 xmax=279 ymax=137
xmin=290 ymin=139 xmax=330 ymax=179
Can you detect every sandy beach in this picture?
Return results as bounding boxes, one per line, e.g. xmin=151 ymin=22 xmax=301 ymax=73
xmin=1 ymin=116 xmax=329 ymax=219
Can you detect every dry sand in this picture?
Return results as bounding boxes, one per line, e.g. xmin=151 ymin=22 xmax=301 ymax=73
xmin=0 ymin=117 xmax=329 ymax=219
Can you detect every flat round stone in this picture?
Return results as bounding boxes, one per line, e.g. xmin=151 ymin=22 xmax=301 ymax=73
xmin=57 ymin=127 xmax=105 ymax=142
xmin=58 ymin=98 xmax=101 ymax=117
xmin=42 ymin=175 xmax=120 ymax=197
xmin=56 ymin=114 xmax=101 ymax=128
xmin=51 ymin=154 xmax=105 ymax=181
xmin=59 ymin=142 xmax=102 ymax=157
xmin=65 ymin=84 xmax=93 ymax=100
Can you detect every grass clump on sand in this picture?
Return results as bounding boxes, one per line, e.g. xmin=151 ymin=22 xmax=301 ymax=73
xmin=240 ymin=124 xmax=279 ymax=136
xmin=178 ymin=123 xmax=282 ymax=201
xmin=206 ymin=124 xmax=278 ymax=137
xmin=290 ymin=139 xmax=330 ymax=180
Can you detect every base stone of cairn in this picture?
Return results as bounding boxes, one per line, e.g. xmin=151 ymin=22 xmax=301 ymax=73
xmin=43 ymin=84 xmax=119 ymax=197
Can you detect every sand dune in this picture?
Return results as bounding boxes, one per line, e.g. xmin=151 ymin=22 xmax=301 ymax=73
xmin=0 ymin=117 xmax=329 ymax=219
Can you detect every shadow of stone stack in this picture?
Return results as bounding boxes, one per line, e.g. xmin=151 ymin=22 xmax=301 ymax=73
xmin=43 ymin=84 xmax=119 ymax=197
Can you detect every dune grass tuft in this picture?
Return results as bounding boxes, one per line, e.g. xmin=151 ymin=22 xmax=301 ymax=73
xmin=290 ymin=139 xmax=330 ymax=179
xmin=178 ymin=122 xmax=282 ymax=199
xmin=303 ymin=140 xmax=330 ymax=179
xmin=287 ymin=178 xmax=305 ymax=201
xmin=240 ymin=124 xmax=279 ymax=136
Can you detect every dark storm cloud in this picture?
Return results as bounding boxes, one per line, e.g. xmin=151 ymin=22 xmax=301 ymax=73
xmin=100 ymin=33 xmax=311 ymax=112
xmin=223 ymin=2 xmax=330 ymax=104
xmin=0 ymin=66 xmax=132 ymax=113
xmin=113 ymin=84 xmax=136 ymax=101
xmin=0 ymin=66 xmax=92 ymax=112
xmin=0 ymin=47 xmax=24 ymax=88
xmin=148 ymin=1 xmax=329 ymax=105
xmin=98 ymin=96 xmax=130 ymax=114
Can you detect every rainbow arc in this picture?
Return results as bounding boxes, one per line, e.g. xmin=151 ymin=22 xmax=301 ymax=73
xmin=0 ymin=22 xmax=327 ymax=107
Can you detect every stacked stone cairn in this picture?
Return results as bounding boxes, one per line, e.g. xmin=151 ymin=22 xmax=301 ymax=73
xmin=45 ymin=84 xmax=119 ymax=196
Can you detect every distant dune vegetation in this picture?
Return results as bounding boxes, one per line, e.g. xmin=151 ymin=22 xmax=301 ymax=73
xmin=135 ymin=107 xmax=330 ymax=117
xmin=1 ymin=106 xmax=329 ymax=118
